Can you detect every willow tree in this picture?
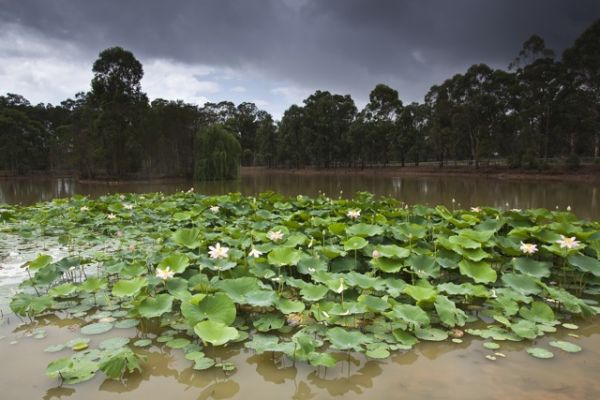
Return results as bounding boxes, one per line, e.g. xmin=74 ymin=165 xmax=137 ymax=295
xmin=194 ymin=124 xmax=241 ymax=181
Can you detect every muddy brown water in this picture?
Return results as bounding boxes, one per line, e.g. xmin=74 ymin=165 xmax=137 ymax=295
xmin=1 ymin=171 xmax=599 ymax=399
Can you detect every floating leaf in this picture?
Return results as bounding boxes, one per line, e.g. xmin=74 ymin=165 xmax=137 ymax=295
xmin=458 ymin=259 xmax=497 ymax=284
xmin=194 ymin=320 xmax=239 ymax=346
xmin=548 ymin=340 xmax=582 ymax=353
xmin=81 ymin=322 xmax=114 ymax=335
xmin=137 ymin=294 xmax=174 ymax=319
xmin=526 ymin=347 xmax=554 ymax=359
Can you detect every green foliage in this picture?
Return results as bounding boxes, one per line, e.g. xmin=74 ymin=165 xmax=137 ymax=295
xmin=194 ymin=124 xmax=241 ymax=181
xmin=5 ymin=191 xmax=600 ymax=381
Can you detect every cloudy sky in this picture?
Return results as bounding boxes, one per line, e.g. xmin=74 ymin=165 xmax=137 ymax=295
xmin=1 ymin=0 xmax=599 ymax=118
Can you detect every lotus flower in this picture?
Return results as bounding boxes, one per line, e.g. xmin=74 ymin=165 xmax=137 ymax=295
xmin=557 ymin=235 xmax=580 ymax=250
xmin=156 ymin=266 xmax=175 ymax=280
xmin=248 ymin=248 xmax=263 ymax=258
xmin=107 ymin=213 xmax=116 ymax=220
xmin=267 ymin=230 xmax=284 ymax=241
xmin=372 ymin=249 xmax=381 ymax=258
xmin=347 ymin=209 xmax=361 ymax=219
xmin=519 ymin=242 xmax=538 ymax=255
xmin=470 ymin=207 xmax=481 ymax=212
xmin=209 ymin=206 xmax=220 ymax=213
xmin=123 ymin=203 xmax=134 ymax=210
xmin=80 ymin=206 xmax=89 ymax=212
xmin=208 ymin=243 xmax=229 ymax=259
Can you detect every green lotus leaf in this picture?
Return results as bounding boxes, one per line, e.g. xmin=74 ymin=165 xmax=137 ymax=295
xmin=300 ymin=284 xmax=329 ymax=301
xmin=99 ymin=348 xmax=143 ymax=379
xmin=458 ymin=259 xmax=497 ymax=284
xmin=275 ymin=297 xmax=305 ymax=314
xmin=511 ymin=258 xmax=551 ymax=279
xmin=194 ymin=320 xmax=239 ymax=346
xmin=254 ymin=313 xmax=285 ymax=332
xmin=166 ymin=338 xmax=191 ymax=349
xmin=27 ymin=254 xmax=53 ymax=271
xmin=357 ymin=294 xmax=390 ymax=312
xmin=185 ymin=351 xmax=216 ymax=370
xmin=449 ymin=235 xmax=481 ymax=249
xmin=10 ymin=293 xmax=53 ymax=316
xmin=406 ymin=254 xmax=440 ymax=278
xmin=133 ymin=339 xmax=152 ymax=347
xmin=112 ymin=277 xmax=147 ymax=297
xmin=114 ymin=319 xmax=139 ymax=329
xmin=137 ymin=293 xmax=174 ymax=319
xmin=392 ymin=329 xmax=418 ymax=346
xmin=80 ymin=277 xmax=107 ymax=293
xmin=434 ymin=295 xmax=467 ymax=327
xmin=326 ymin=327 xmax=372 ymax=351
xmin=346 ymin=223 xmax=384 ymax=237
xmin=365 ymin=343 xmax=390 ymax=359
xmin=414 ymin=328 xmax=448 ymax=341
xmin=386 ymin=303 xmax=430 ymax=328
xmin=510 ymin=319 xmax=539 ymax=339
xmin=49 ymin=283 xmax=78 ymax=297
xmin=308 ymin=352 xmax=338 ymax=367
xmin=182 ymin=292 xmax=236 ymax=325
xmin=99 ymin=337 xmax=130 ymax=350
xmin=371 ymin=257 xmax=404 ymax=273
xmin=483 ymin=342 xmax=500 ymax=350
xmin=501 ymin=273 xmax=541 ymax=296
xmin=343 ymin=236 xmax=368 ymax=251
xmin=548 ymin=340 xmax=582 ymax=353
xmin=165 ymin=277 xmax=189 ymax=300
xmin=46 ymin=356 xmax=73 ymax=379
xmin=404 ymin=285 xmax=437 ymax=304
xmin=268 ymin=247 xmax=302 ymax=267
xmin=159 ymin=253 xmax=190 ymax=274
xmin=172 ymin=228 xmax=202 ymax=249
xmin=346 ymin=271 xmax=386 ymax=290
xmin=244 ymin=290 xmax=278 ymax=307
xmin=519 ymin=301 xmax=555 ymax=324
xmin=526 ymin=347 xmax=554 ymax=359
xmin=214 ymin=277 xmax=262 ymax=302
xmin=81 ymin=322 xmax=114 ymax=335
xmin=244 ymin=334 xmax=282 ymax=354
xmin=568 ymin=254 xmax=600 ymax=277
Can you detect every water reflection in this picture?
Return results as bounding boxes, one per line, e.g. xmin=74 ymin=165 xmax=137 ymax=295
xmin=1 ymin=172 xmax=599 ymax=220
xmin=1 ymin=313 xmax=600 ymax=400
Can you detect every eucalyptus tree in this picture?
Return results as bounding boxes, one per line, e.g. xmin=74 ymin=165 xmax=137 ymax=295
xmin=563 ymin=19 xmax=600 ymax=160
xmin=364 ymin=84 xmax=403 ymax=166
xmin=89 ymin=47 xmax=149 ymax=178
xmin=424 ymin=82 xmax=455 ymax=166
xmin=510 ymin=35 xmax=564 ymax=166
xmin=255 ymin=114 xmax=278 ymax=167
xmin=301 ymin=91 xmax=357 ymax=167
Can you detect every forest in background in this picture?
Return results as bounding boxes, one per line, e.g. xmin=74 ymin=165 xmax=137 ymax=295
xmin=1 ymin=20 xmax=599 ymax=179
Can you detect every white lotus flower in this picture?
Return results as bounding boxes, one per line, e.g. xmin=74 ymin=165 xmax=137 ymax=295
xmin=156 ymin=266 xmax=175 ymax=280
xmin=209 ymin=206 xmax=220 ymax=213
xmin=372 ymin=249 xmax=381 ymax=258
xmin=208 ymin=243 xmax=229 ymax=259
xmin=566 ymin=205 xmax=572 ymax=212
xmin=119 ymin=195 xmax=125 ymax=200
xmin=248 ymin=248 xmax=263 ymax=258
xmin=80 ymin=206 xmax=89 ymax=212
xmin=511 ymin=208 xmax=522 ymax=212
xmin=470 ymin=207 xmax=481 ymax=213
xmin=519 ymin=242 xmax=538 ymax=255
xmin=490 ymin=289 xmax=497 ymax=299
xmin=557 ymin=235 xmax=580 ymax=250
xmin=347 ymin=209 xmax=361 ymax=219
xmin=267 ymin=230 xmax=284 ymax=241
xmin=107 ymin=213 xmax=116 ymax=220
xmin=123 ymin=203 xmax=134 ymax=210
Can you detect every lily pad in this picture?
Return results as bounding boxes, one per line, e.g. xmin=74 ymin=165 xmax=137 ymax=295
xmin=81 ymin=322 xmax=114 ymax=335
xmin=526 ymin=347 xmax=554 ymax=359
xmin=548 ymin=340 xmax=582 ymax=353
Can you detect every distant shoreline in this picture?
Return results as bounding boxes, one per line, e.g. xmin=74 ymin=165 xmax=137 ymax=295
xmin=1 ymin=164 xmax=599 ymax=183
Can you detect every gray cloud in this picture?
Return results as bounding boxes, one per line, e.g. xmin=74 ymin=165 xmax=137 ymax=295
xmin=1 ymin=0 xmax=599 ymax=109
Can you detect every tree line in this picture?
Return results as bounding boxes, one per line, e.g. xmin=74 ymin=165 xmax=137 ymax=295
xmin=1 ymin=20 xmax=599 ymax=179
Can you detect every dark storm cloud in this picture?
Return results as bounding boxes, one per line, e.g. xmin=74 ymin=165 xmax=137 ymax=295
xmin=2 ymin=0 xmax=600 ymax=103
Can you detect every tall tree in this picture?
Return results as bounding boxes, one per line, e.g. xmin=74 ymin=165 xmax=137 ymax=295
xmin=89 ymin=47 xmax=148 ymax=178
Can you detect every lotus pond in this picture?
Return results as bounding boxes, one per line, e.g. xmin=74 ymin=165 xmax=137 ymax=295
xmin=1 ymin=191 xmax=600 ymax=399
